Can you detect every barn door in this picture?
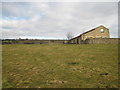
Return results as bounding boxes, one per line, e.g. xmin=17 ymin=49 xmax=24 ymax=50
xmin=77 ymin=39 xmax=79 ymax=44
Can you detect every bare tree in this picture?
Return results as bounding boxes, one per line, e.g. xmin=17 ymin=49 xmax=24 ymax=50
xmin=67 ymin=32 xmax=73 ymax=40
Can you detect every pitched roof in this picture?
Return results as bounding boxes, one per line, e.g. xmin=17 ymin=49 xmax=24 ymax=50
xmin=70 ymin=25 xmax=108 ymax=40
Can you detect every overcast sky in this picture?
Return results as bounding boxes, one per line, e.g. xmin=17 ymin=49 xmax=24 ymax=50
xmin=1 ymin=2 xmax=118 ymax=39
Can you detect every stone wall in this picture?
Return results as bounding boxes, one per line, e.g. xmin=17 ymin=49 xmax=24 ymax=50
xmin=84 ymin=38 xmax=119 ymax=44
xmin=2 ymin=40 xmax=67 ymax=44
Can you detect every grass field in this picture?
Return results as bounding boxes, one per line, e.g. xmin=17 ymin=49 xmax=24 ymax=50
xmin=2 ymin=44 xmax=118 ymax=88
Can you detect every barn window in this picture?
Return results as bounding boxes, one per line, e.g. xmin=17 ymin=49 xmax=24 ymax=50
xmin=100 ymin=29 xmax=104 ymax=33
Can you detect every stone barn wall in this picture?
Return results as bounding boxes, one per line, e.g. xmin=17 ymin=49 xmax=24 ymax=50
xmin=69 ymin=25 xmax=110 ymax=44
xmin=81 ymin=25 xmax=110 ymax=40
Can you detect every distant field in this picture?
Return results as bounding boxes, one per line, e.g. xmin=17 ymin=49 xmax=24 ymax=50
xmin=2 ymin=44 xmax=118 ymax=88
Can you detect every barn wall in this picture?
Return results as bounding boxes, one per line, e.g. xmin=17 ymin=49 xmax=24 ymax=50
xmin=81 ymin=25 xmax=110 ymax=40
xmin=69 ymin=25 xmax=110 ymax=44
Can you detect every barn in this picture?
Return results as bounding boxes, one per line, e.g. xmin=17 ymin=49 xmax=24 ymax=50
xmin=69 ymin=25 xmax=110 ymax=44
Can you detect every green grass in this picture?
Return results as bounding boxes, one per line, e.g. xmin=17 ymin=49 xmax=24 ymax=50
xmin=2 ymin=44 xmax=118 ymax=88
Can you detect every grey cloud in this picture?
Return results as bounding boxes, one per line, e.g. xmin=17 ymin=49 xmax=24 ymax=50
xmin=2 ymin=2 xmax=118 ymax=39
